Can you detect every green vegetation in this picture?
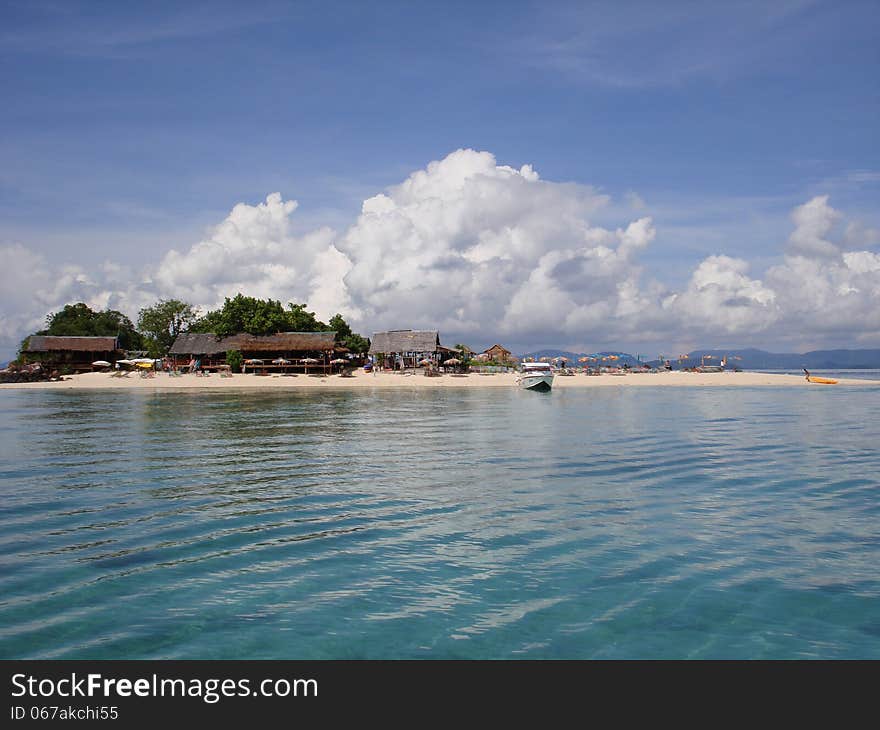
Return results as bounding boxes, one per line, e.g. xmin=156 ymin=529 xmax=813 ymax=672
xmin=329 ymin=313 xmax=370 ymax=354
xmin=453 ymin=343 xmax=474 ymax=366
xmin=190 ymin=295 xmax=329 ymax=338
xmin=19 ymin=294 xmax=369 ymax=360
xmin=42 ymin=303 xmax=143 ymax=350
xmin=225 ymin=349 xmax=243 ymax=373
xmin=137 ymin=299 xmax=198 ymax=357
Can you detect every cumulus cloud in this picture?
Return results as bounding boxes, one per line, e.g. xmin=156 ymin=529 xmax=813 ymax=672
xmin=337 ymin=148 xmax=642 ymax=341
xmin=787 ymin=195 xmax=841 ymax=258
xmin=153 ymin=192 xmax=349 ymax=315
xmin=2 ymin=151 xmax=879 ymax=361
xmin=665 ymin=255 xmax=778 ymax=335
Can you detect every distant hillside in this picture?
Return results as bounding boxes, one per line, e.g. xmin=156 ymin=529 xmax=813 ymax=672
xmin=660 ymin=348 xmax=880 ymax=370
xmin=520 ymin=348 xmax=880 ymax=370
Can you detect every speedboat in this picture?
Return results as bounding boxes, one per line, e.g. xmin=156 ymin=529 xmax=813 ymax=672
xmin=516 ymin=362 xmax=554 ymax=391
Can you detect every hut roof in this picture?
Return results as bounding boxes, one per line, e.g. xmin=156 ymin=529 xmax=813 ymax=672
xmin=25 ymin=335 xmax=119 ymax=352
xmin=168 ymin=333 xmax=224 ymax=356
xmin=169 ymin=332 xmax=337 ymax=356
xmin=484 ymin=344 xmax=512 ymax=355
xmin=369 ymin=330 xmax=441 ymax=354
xmin=235 ymin=332 xmax=337 ymax=352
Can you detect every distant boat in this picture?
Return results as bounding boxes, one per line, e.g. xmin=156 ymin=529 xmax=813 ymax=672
xmin=516 ymin=362 xmax=554 ymax=391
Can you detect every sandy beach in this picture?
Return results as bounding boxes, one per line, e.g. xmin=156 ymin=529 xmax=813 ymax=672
xmin=2 ymin=369 xmax=879 ymax=390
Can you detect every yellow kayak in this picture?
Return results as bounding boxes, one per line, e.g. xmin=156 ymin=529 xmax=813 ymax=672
xmin=807 ymin=376 xmax=838 ymax=384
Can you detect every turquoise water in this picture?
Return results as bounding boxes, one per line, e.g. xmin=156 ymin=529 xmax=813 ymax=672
xmin=1 ymin=386 xmax=878 ymax=659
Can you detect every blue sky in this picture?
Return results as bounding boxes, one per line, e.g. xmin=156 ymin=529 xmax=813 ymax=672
xmin=1 ymin=0 xmax=879 ymax=357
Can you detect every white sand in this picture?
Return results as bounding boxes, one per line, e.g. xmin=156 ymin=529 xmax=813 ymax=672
xmin=2 ymin=370 xmax=878 ymax=390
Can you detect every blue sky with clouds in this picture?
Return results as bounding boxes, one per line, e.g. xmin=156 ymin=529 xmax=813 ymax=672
xmin=1 ymin=0 xmax=879 ymax=357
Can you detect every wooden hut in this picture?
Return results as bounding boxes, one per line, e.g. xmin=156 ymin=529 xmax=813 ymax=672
xmin=21 ymin=336 xmax=122 ymax=372
xmin=368 ymin=330 xmax=457 ymax=370
xmin=482 ymin=344 xmax=515 ymax=364
xmin=169 ymin=332 xmax=340 ymax=373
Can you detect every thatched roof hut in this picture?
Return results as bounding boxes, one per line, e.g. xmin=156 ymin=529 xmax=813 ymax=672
xmin=21 ymin=335 xmax=122 ymax=371
xmin=169 ymin=332 xmax=338 ymax=357
xmin=368 ymin=330 xmax=460 ymax=369
xmin=25 ymin=336 xmax=120 ymax=352
xmin=369 ymin=330 xmax=441 ymax=355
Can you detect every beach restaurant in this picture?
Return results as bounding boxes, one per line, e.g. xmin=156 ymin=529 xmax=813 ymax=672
xmin=20 ymin=335 xmax=122 ymax=372
xmin=169 ymin=332 xmax=341 ymax=374
xmin=368 ymin=329 xmax=458 ymax=370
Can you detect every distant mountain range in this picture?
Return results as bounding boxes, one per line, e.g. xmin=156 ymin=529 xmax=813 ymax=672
xmin=520 ymin=348 xmax=880 ymax=370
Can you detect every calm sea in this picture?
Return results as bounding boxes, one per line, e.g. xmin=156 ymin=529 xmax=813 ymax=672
xmin=1 ymin=386 xmax=878 ymax=659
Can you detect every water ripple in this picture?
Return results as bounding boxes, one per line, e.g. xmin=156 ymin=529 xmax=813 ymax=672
xmin=0 ymin=386 xmax=878 ymax=658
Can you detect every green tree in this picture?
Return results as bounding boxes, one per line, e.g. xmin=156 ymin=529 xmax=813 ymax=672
xmin=327 ymin=313 xmax=370 ymax=354
xmin=286 ymin=303 xmax=328 ymax=332
xmin=189 ymin=309 xmax=225 ymax=334
xmin=190 ymin=295 xmax=332 ymax=338
xmin=191 ymin=294 xmax=292 ymax=338
xmin=343 ymin=333 xmax=370 ymax=355
xmin=137 ymin=299 xmax=198 ymax=357
xmin=453 ymin=343 xmax=474 ymax=365
xmin=41 ymin=302 xmax=143 ymax=350
xmin=328 ymin=313 xmax=353 ymax=340
xmin=225 ymin=349 xmax=243 ymax=373
xmin=185 ymin=295 xmax=370 ymax=353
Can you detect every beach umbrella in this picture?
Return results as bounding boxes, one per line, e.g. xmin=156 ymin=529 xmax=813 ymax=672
xmin=272 ymin=358 xmax=290 ymax=365
xmin=330 ymin=358 xmax=347 ymax=364
xmin=419 ymin=358 xmax=432 ymax=366
xmin=245 ymin=359 xmax=264 ymax=364
xmin=92 ymin=360 xmax=111 ymax=367
xmin=444 ymin=358 xmax=461 ymax=365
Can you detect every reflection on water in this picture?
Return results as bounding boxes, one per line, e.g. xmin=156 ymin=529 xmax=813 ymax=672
xmin=0 ymin=386 xmax=879 ymax=658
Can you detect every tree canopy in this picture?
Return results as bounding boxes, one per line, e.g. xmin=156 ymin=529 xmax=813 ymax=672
xmin=20 ymin=295 xmax=370 ymax=360
xmin=328 ymin=313 xmax=370 ymax=354
xmin=137 ymin=299 xmax=198 ymax=357
xmin=189 ymin=294 xmax=329 ymax=338
xmin=40 ymin=303 xmax=143 ymax=350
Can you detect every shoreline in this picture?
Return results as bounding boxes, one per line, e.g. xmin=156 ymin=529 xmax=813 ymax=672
xmin=2 ymin=370 xmax=879 ymax=391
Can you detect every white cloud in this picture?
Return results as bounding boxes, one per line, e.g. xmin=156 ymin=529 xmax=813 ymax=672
xmin=153 ymin=192 xmax=343 ymax=317
xmin=2 ymin=153 xmax=879 ymax=361
xmin=787 ymin=195 xmax=841 ymax=258
xmin=338 ymin=148 xmax=625 ymax=341
xmin=666 ymin=255 xmax=778 ymax=335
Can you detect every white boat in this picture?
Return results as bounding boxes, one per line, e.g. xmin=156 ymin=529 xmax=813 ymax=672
xmin=516 ymin=362 xmax=554 ymax=391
